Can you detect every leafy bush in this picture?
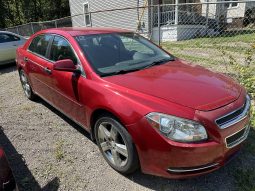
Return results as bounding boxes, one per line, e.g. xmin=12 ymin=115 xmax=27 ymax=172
xmin=219 ymin=43 xmax=255 ymax=127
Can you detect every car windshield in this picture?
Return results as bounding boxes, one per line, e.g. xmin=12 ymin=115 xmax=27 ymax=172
xmin=75 ymin=32 xmax=174 ymax=77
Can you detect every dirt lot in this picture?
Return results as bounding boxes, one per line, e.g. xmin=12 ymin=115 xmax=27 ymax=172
xmin=0 ymin=64 xmax=255 ymax=191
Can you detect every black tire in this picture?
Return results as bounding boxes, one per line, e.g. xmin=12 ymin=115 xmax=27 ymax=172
xmin=19 ymin=69 xmax=37 ymax=101
xmin=94 ymin=114 xmax=139 ymax=174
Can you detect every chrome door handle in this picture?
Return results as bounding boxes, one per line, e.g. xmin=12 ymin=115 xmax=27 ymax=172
xmin=24 ymin=57 xmax=28 ymax=62
xmin=44 ymin=67 xmax=52 ymax=75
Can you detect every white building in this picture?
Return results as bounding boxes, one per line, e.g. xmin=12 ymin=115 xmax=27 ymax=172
xmin=68 ymin=0 xmax=255 ymax=41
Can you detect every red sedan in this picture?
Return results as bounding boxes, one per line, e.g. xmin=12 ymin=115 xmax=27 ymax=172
xmin=16 ymin=28 xmax=251 ymax=179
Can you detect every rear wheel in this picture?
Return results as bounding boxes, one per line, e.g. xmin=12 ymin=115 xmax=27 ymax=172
xmin=19 ymin=69 xmax=36 ymax=100
xmin=95 ymin=114 xmax=139 ymax=174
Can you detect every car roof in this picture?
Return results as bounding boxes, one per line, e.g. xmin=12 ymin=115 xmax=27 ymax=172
xmin=42 ymin=27 xmax=132 ymax=36
xmin=0 ymin=31 xmax=18 ymax=35
xmin=0 ymin=31 xmax=26 ymax=38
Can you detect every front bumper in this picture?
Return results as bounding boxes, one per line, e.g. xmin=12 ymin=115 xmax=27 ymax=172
xmin=127 ymin=97 xmax=251 ymax=179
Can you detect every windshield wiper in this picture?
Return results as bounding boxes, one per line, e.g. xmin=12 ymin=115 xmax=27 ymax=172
xmin=100 ymin=58 xmax=175 ymax=77
xmin=101 ymin=68 xmax=142 ymax=77
xmin=143 ymin=58 xmax=175 ymax=70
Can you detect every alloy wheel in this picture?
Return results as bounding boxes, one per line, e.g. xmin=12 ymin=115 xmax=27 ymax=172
xmin=97 ymin=122 xmax=129 ymax=168
xmin=20 ymin=71 xmax=31 ymax=98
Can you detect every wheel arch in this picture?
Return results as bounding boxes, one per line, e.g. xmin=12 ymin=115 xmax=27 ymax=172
xmin=89 ymin=107 xmax=141 ymax=172
xmin=89 ymin=108 xmax=127 ymax=141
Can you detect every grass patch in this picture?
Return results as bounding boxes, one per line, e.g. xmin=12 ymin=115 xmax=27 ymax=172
xmin=168 ymin=43 xmax=250 ymax=54
xmin=234 ymin=169 xmax=255 ymax=191
xmin=243 ymin=128 xmax=255 ymax=154
xmin=170 ymin=52 xmax=221 ymax=67
xmin=162 ymin=32 xmax=255 ymax=68
xmin=166 ymin=33 xmax=255 ymax=46
xmin=55 ymin=140 xmax=65 ymax=161
xmin=18 ymin=104 xmax=34 ymax=112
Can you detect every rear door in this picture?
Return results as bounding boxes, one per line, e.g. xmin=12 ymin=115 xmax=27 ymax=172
xmin=47 ymin=35 xmax=86 ymax=124
xmin=0 ymin=33 xmax=21 ymax=63
xmin=25 ymin=34 xmax=54 ymax=102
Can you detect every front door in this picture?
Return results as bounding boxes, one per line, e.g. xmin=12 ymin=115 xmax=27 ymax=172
xmin=47 ymin=35 xmax=86 ymax=126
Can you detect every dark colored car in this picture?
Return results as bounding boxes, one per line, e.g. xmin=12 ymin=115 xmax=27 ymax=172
xmin=0 ymin=148 xmax=18 ymax=191
xmin=16 ymin=27 xmax=251 ymax=179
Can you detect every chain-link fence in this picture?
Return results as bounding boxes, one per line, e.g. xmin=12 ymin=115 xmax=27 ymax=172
xmin=5 ymin=16 xmax=72 ymax=37
xmin=4 ymin=1 xmax=255 ymax=70
xmin=5 ymin=1 xmax=255 ymax=41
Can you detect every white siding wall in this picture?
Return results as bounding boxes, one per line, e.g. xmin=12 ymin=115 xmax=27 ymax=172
xmin=226 ymin=3 xmax=246 ymax=19
xmin=201 ymin=0 xmax=218 ymax=19
xmin=201 ymin=0 xmax=250 ymax=20
xmin=69 ymin=0 xmax=149 ymax=33
xmin=69 ymin=0 xmax=85 ymax=27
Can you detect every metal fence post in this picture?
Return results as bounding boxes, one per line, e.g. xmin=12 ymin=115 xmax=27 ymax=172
xmin=175 ymin=0 xmax=179 ymax=25
xmin=150 ymin=5 xmax=153 ymax=39
xmin=206 ymin=0 xmax=209 ymax=27
xmin=157 ymin=4 xmax=161 ymax=46
xmin=16 ymin=27 xmax=20 ymax=35
xmin=31 ymin=23 xmax=34 ymax=34
xmin=55 ymin=20 xmax=58 ymax=28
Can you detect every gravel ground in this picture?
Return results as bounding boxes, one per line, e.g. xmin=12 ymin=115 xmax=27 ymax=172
xmin=0 ymin=64 xmax=254 ymax=191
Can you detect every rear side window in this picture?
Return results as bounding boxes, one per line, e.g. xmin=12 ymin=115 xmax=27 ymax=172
xmin=28 ymin=35 xmax=52 ymax=57
xmin=0 ymin=33 xmax=20 ymax=43
xmin=49 ymin=36 xmax=77 ymax=64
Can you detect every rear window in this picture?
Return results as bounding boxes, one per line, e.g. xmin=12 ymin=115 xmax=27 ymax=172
xmin=0 ymin=33 xmax=20 ymax=43
xmin=28 ymin=34 xmax=53 ymax=57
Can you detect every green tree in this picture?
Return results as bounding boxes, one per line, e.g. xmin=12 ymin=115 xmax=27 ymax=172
xmin=0 ymin=0 xmax=70 ymax=28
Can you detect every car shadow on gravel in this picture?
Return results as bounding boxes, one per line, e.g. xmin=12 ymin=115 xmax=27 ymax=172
xmin=37 ymin=98 xmax=92 ymax=141
xmin=0 ymin=63 xmax=17 ymax=74
xmin=0 ymin=62 xmax=17 ymax=71
xmin=0 ymin=127 xmax=60 ymax=191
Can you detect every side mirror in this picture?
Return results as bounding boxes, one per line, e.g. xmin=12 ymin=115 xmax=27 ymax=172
xmin=53 ymin=59 xmax=80 ymax=74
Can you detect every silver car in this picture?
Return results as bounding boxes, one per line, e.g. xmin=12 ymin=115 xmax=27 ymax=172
xmin=0 ymin=31 xmax=27 ymax=65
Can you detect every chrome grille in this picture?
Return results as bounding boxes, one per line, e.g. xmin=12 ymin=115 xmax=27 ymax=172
xmin=215 ymin=95 xmax=251 ymax=129
xmin=225 ymin=125 xmax=250 ymax=148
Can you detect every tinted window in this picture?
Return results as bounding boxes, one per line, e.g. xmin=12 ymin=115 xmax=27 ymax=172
xmin=50 ymin=36 xmax=77 ymax=64
xmin=28 ymin=35 xmax=52 ymax=57
xmin=0 ymin=33 xmax=20 ymax=43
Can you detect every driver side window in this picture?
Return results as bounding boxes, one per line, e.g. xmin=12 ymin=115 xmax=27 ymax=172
xmin=50 ymin=36 xmax=77 ymax=64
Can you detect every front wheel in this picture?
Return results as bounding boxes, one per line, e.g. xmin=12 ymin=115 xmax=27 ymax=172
xmin=95 ymin=115 xmax=139 ymax=174
xmin=19 ymin=69 xmax=36 ymax=101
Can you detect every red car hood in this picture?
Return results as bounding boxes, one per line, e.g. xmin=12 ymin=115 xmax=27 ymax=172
xmin=104 ymin=60 xmax=242 ymax=111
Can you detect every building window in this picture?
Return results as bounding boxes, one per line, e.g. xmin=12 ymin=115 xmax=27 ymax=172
xmin=231 ymin=0 xmax=238 ymax=7
xmin=84 ymin=2 xmax=91 ymax=26
xmin=225 ymin=0 xmax=238 ymax=8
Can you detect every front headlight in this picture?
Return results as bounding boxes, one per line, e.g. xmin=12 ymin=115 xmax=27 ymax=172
xmin=146 ymin=112 xmax=208 ymax=143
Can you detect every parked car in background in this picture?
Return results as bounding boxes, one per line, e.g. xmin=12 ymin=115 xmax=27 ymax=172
xmin=16 ymin=28 xmax=251 ymax=179
xmin=0 ymin=31 xmax=27 ymax=66
xmin=0 ymin=147 xmax=18 ymax=191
